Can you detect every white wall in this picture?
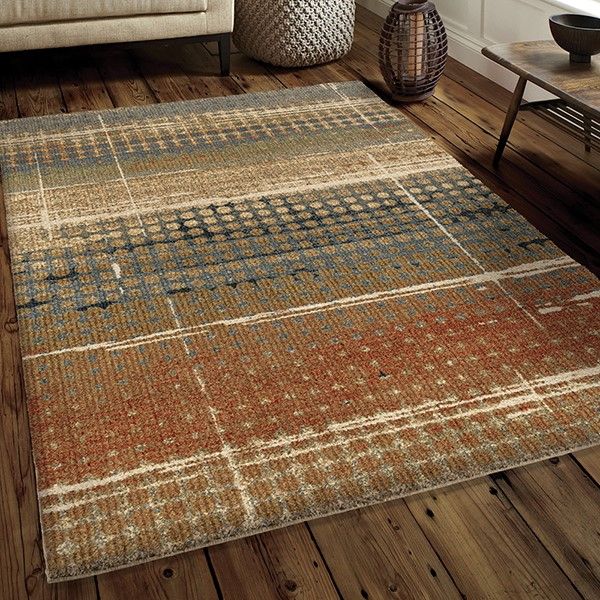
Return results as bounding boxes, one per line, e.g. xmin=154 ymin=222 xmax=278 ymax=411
xmin=357 ymin=0 xmax=600 ymax=100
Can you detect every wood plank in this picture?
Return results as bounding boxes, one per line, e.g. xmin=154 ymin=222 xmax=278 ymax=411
xmin=268 ymin=61 xmax=356 ymax=89
xmin=44 ymin=579 xmax=99 ymax=600
xmin=482 ymin=42 xmax=600 ymax=117
xmin=573 ymin=446 xmax=600 ymax=486
xmin=208 ymin=524 xmax=339 ymax=599
xmin=309 ymin=502 xmax=464 ymax=600
xmin=229 ymin=53 xmax=284 ymax=93
xmin=11 ymin=52 xmax=66 ymax=117
xmin=129 ymin=44 xmax=207 ymax=103
xmin=90 ymin=47 xmax=157 ymax=108
xmin=97 ymin=550 xmax=219 ymax=600
xmin=443 ymin=58 xmax=600 ymax=168
xmin=492 ymin=456 xmax=600 ymax=598
xmin=0 ymin=67 xmax=18 ymax=120
xmin=355 ymin=3 xmax=386 ymax=33
xmin=54 ymin=50 xmax=113 ymax=113
xmin=405 ymin=478 xmax=581 ymax=599
xmin=131 ymin=40 xmax=245 ymax=103
xmin=175 ymin=43 xmax=244 ymax=98
xmin=0 ymin=451 xmax=25 ymax=600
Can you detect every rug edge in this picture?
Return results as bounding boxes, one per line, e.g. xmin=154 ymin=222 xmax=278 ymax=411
xmin=0 ymin=80 xmax=370 ymax=132
xmin=45 ymin=438 xmax=600 ymax=583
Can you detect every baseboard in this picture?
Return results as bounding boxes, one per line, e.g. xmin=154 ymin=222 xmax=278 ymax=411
xmin=356 ymin=0 xmax=554 ymax=101
xmin=357 ymin=0 xmax=391 ymax=19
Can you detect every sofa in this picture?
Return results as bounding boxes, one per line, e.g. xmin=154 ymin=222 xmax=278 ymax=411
xmin=0 ymin=0 xmax=234 ymax=74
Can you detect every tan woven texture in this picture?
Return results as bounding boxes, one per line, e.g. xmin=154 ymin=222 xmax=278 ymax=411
xmin=233 ymin=0 xmax=356 ymax=67
xmin=0 ymin=0 xmax=207 ymax=26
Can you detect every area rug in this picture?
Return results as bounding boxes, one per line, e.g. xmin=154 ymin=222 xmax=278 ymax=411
xmin=0 ymin=82 xmax=598 ymax=582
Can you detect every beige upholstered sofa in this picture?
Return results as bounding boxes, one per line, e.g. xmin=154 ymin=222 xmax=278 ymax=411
xmin=0 ymin=0 xmax=234 ymax=74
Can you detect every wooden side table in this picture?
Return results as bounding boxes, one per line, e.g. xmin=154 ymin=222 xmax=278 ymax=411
xmin=482 ymin=41 xmax=600 ymax=166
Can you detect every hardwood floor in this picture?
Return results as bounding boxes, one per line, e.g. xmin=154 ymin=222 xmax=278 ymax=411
xmin=1 ymin=7 xmax=599 ymax=599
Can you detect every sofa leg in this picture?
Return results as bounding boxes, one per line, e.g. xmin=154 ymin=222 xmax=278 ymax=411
xmin=218 ymin=33 xmax=231 ymax=76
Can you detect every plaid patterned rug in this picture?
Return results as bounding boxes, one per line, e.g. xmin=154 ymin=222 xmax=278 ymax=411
xmin=1 ymin=82 xmax=598 ymax=582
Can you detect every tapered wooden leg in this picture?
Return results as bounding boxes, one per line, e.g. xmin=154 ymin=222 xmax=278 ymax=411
xmin=493 ymin=76 xmax=527 ymax=166
xmin=218 ymin=33 xmax=231 ymax=76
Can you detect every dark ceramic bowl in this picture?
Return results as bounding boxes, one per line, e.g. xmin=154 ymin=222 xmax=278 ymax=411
xmin=550 ymin=14 xmax=600 ymax=63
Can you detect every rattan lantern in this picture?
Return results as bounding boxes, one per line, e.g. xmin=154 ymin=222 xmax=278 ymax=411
xmin=379 ymin=0 xmax=447 ymax=102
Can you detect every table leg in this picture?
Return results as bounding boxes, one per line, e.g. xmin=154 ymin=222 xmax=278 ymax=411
xmin=493 ymin=76 xmax=527 ymax=166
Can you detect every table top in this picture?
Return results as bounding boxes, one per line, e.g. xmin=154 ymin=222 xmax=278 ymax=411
xmin=482 ymin=40 xmax=600 ymax=118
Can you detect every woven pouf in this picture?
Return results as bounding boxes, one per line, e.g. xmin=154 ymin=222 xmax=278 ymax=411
xmin=233 ymin=0 xmax=356 ymax=67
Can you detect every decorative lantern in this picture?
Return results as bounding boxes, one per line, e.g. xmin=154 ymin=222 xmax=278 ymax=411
xmin=379 ymin=1 xmax=448 ymax=102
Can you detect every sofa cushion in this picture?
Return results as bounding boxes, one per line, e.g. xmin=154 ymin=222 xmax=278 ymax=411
xmin=0 ymin=0 xmax=208 ymax=26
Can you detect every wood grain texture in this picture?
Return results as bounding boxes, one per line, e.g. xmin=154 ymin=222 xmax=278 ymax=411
xmin=442 ymin=57 xmax=600 ymax=168
xmin=91 ymin=48 xmax=157 ymax=108
xmin=97 ymin=551 xmax=218 ymax=600
xmin=54 ymin=51 xmax=113 ymax=113
xmin=574 ymin=446 xmax=600 ymax=485
xmin=130 ymin=44 xmax=206 ymax=103
xmin=176 ymin=43 xmax=244 ymax=97
xmin=0 ymin=10 xmax=598 ymax=598
xmin=229 ymin=53 xmax=284 ymax=93
xmin=482 ymin=41 xmax=600 ymax=117
xmin=492 ymin=457 xmax=600 ymax=599
xmin=404 ymin=479 xmax=581 ymax=599
xmin=309 ymin=503 xmax=463 ymax=600
xmin=11 ymin=53 xmax=66 ymax=118
xmin=0 ymin=68 xmax=18 ymax=121
xmin=208 ymin=525 xmax=339 ymax=599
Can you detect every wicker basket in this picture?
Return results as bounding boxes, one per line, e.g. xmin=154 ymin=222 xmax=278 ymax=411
xmin=379 ymin=1 xmax=447 ymax=102
xmin=233 ymin=0 xmax=356 ymax=68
